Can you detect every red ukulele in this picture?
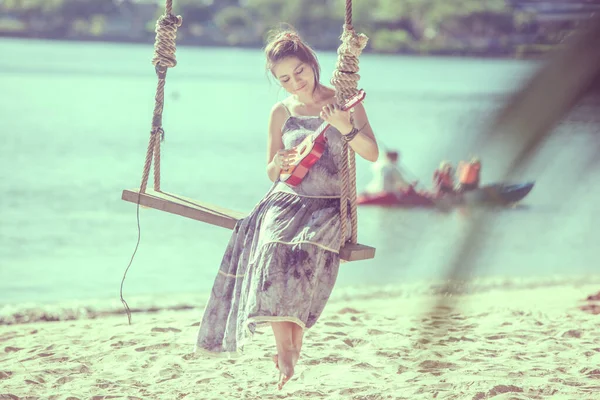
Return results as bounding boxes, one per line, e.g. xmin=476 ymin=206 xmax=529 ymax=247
xmin=280 ymin=89 xmax=366 ymax=187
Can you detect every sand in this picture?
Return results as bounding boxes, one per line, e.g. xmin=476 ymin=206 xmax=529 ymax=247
xmin=1 ymin=279 xmax=599 ymax=400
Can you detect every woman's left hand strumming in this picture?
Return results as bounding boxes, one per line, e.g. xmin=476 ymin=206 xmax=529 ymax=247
xmin=320 ymin=103 xmax=353 ymax=135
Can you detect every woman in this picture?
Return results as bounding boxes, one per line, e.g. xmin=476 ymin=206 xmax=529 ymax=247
xmin=456 ymin=156 xmax=481 ymax=192
xmin=194 ymin=28 xmax=379 ymax=389
xmin=365 ymin=150 xmax=411 ymax=194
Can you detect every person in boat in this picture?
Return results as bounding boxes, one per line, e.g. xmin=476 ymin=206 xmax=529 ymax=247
xmin=194 ymin=27 xmax=379 ymax=390
xmin=365 ymin=150 xmax=411 ymax=194
xmin=456 ymin=156 xmax=481 ymax=192
xmin=432 ymin=161 xmax=455 ymax=195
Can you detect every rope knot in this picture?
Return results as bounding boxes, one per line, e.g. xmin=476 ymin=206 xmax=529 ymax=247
xmin=339 ymin=25 xmax=368 ymax=59
xmin=151 ymin=126 xmax=165 ymax=142
xmin=330 ymin=26 xmax=369 ymax=105
xmin=151 ymin=12 xmax=183 ymax=71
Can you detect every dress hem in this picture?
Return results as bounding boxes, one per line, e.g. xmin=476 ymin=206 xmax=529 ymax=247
xmin=194 ymin=316 xmax=307 ymax=358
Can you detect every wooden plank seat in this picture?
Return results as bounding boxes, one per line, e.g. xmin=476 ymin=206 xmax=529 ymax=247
xmin=121 ymin=188 xmax=376 ymax=262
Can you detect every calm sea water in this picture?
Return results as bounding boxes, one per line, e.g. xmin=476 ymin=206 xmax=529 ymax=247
xmin=1 ymin=38 xmax=599 ymax=308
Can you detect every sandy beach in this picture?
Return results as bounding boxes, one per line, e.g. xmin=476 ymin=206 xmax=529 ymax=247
xmin=1 ymin=277 xmax=599 ymax=400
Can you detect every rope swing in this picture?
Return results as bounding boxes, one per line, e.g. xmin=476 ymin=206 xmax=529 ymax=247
xmin=122 ymin=0 xmax=375 ymax=262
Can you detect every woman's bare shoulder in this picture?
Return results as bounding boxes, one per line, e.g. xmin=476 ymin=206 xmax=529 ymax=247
xmin=270 ymin=100 xmax=290 ymax=119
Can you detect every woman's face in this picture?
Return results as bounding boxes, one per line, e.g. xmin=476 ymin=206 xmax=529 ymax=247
xmin=271 ymin=56 xmax=316 ymax=95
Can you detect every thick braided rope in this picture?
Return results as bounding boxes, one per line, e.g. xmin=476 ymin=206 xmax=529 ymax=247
xmin=153 ymin=136 xmax=161 ymax=191
xmin=139 ymin=0 xmax=182 ymax=193
xmin=330 ymin=0 xmax=368 ymax=245
xmin=140 ymin=133 xmax=156 ymax=193
xmin=347 ymin=144 xmax=358 ymax=242
xmin=339 ymin=141 xmax=350 ymax=245
xmin=345 ymin=0 xmax=352 ymax=26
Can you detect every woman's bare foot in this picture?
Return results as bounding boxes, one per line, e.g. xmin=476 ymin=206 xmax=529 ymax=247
xmin=273 ymin=349 xmax=301 ymax=370
xmin=270 ymin=321 xmax=303 ymax=390
xmin=276 ymin=348 xmax=296 ymax=390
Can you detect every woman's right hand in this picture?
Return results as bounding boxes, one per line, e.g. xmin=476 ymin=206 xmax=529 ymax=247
xmin=274 ymin=148 xmax=298 ymax=171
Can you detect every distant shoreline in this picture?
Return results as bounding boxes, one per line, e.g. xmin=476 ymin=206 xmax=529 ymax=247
xmin=0 ymin=32 xmax=549 ymax=60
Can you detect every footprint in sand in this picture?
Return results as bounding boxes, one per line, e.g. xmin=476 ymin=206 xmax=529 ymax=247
xmin=486 ymin=334 xmax=508 ymax=340
xmin=56 ymin=375 xmax=75 ymax=385
xmin=328 ymin=329 xmax=348 ymax=335
xmin=182 ymin=353 xmax=196 ymax=360
xmin=352 ymin=362 xmax=377 ymax=369
xmin=95 ymin=379 xmax=116 ymax=390
xmin=18 ymin=351 xmax=55 ymax=363
xmin=323 ymin=322 xmax=346 ymax=327
xmin=474 ymin=384 xmax=524 ymax=399
xmin=0 ymin=371 xmax=13 ymax=380
xmin=156 ymin=364 xmax=183 ymax=383
xmin=338 ymin=386 xmax=371 ymax=396
xmin=151 ymin=327 xmax=182 ymax=333
xmin=376 ymin=350 xmax=403 ymax=358
xmin=342 ymin=338 xmax=366 ymax=348
xmin=110 ymin=340 xmax=138 ymax=349
xmin=581 ymin=368 xmax=600 ymax=377
xmin=417 ymin=360 xmax=459 ymax=375
xmin=338 ymin=307 xmax=361 ymax=314
xmin=441 ymin=336 xmax=475 ymax=343
xmin=161 ymin=364 xmax=183 ymax=376
xmin=70 ymin=364 xmax=91 ymax=374
xmin=396 ymin=365 xmax=409 ymax=374
xmin=304 ymin=355 xmax=354 ymax=365
xmin=0 ymin=332 xmax=19 ymax=343
xmin=49 ymin=355 xmax=69 ymax=363
xmin=134 ymin=343 xmax=171 ymax=352
xmin=196 ymin=377 xmax=213 ymax=384
xmin=562 ymin=329 xmax=583 ymax=338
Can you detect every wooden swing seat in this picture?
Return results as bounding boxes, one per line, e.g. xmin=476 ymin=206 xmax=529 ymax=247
xmin=122 ymin=188 xmax=376 ymax=262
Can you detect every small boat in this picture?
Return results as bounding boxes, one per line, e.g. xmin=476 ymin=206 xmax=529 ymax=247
xmin=357 ymin=181 xmax=535 ymax=208
xmin=356 ymin=189 xmax=435 ymax=207
xmin=462 ymin=182 xmax=535 ymax=205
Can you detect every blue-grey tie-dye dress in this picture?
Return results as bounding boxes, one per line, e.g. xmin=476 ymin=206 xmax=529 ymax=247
xmin=195 ymin=108 xmax=350 ymax=355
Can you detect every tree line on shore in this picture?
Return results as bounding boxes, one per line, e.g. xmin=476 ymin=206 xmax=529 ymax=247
xmin=0 ymin=0 xmax=581 ymax=56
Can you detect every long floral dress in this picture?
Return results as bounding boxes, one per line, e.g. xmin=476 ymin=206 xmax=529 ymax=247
xmin=195 ymin=106 xmax=349 ymax=355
